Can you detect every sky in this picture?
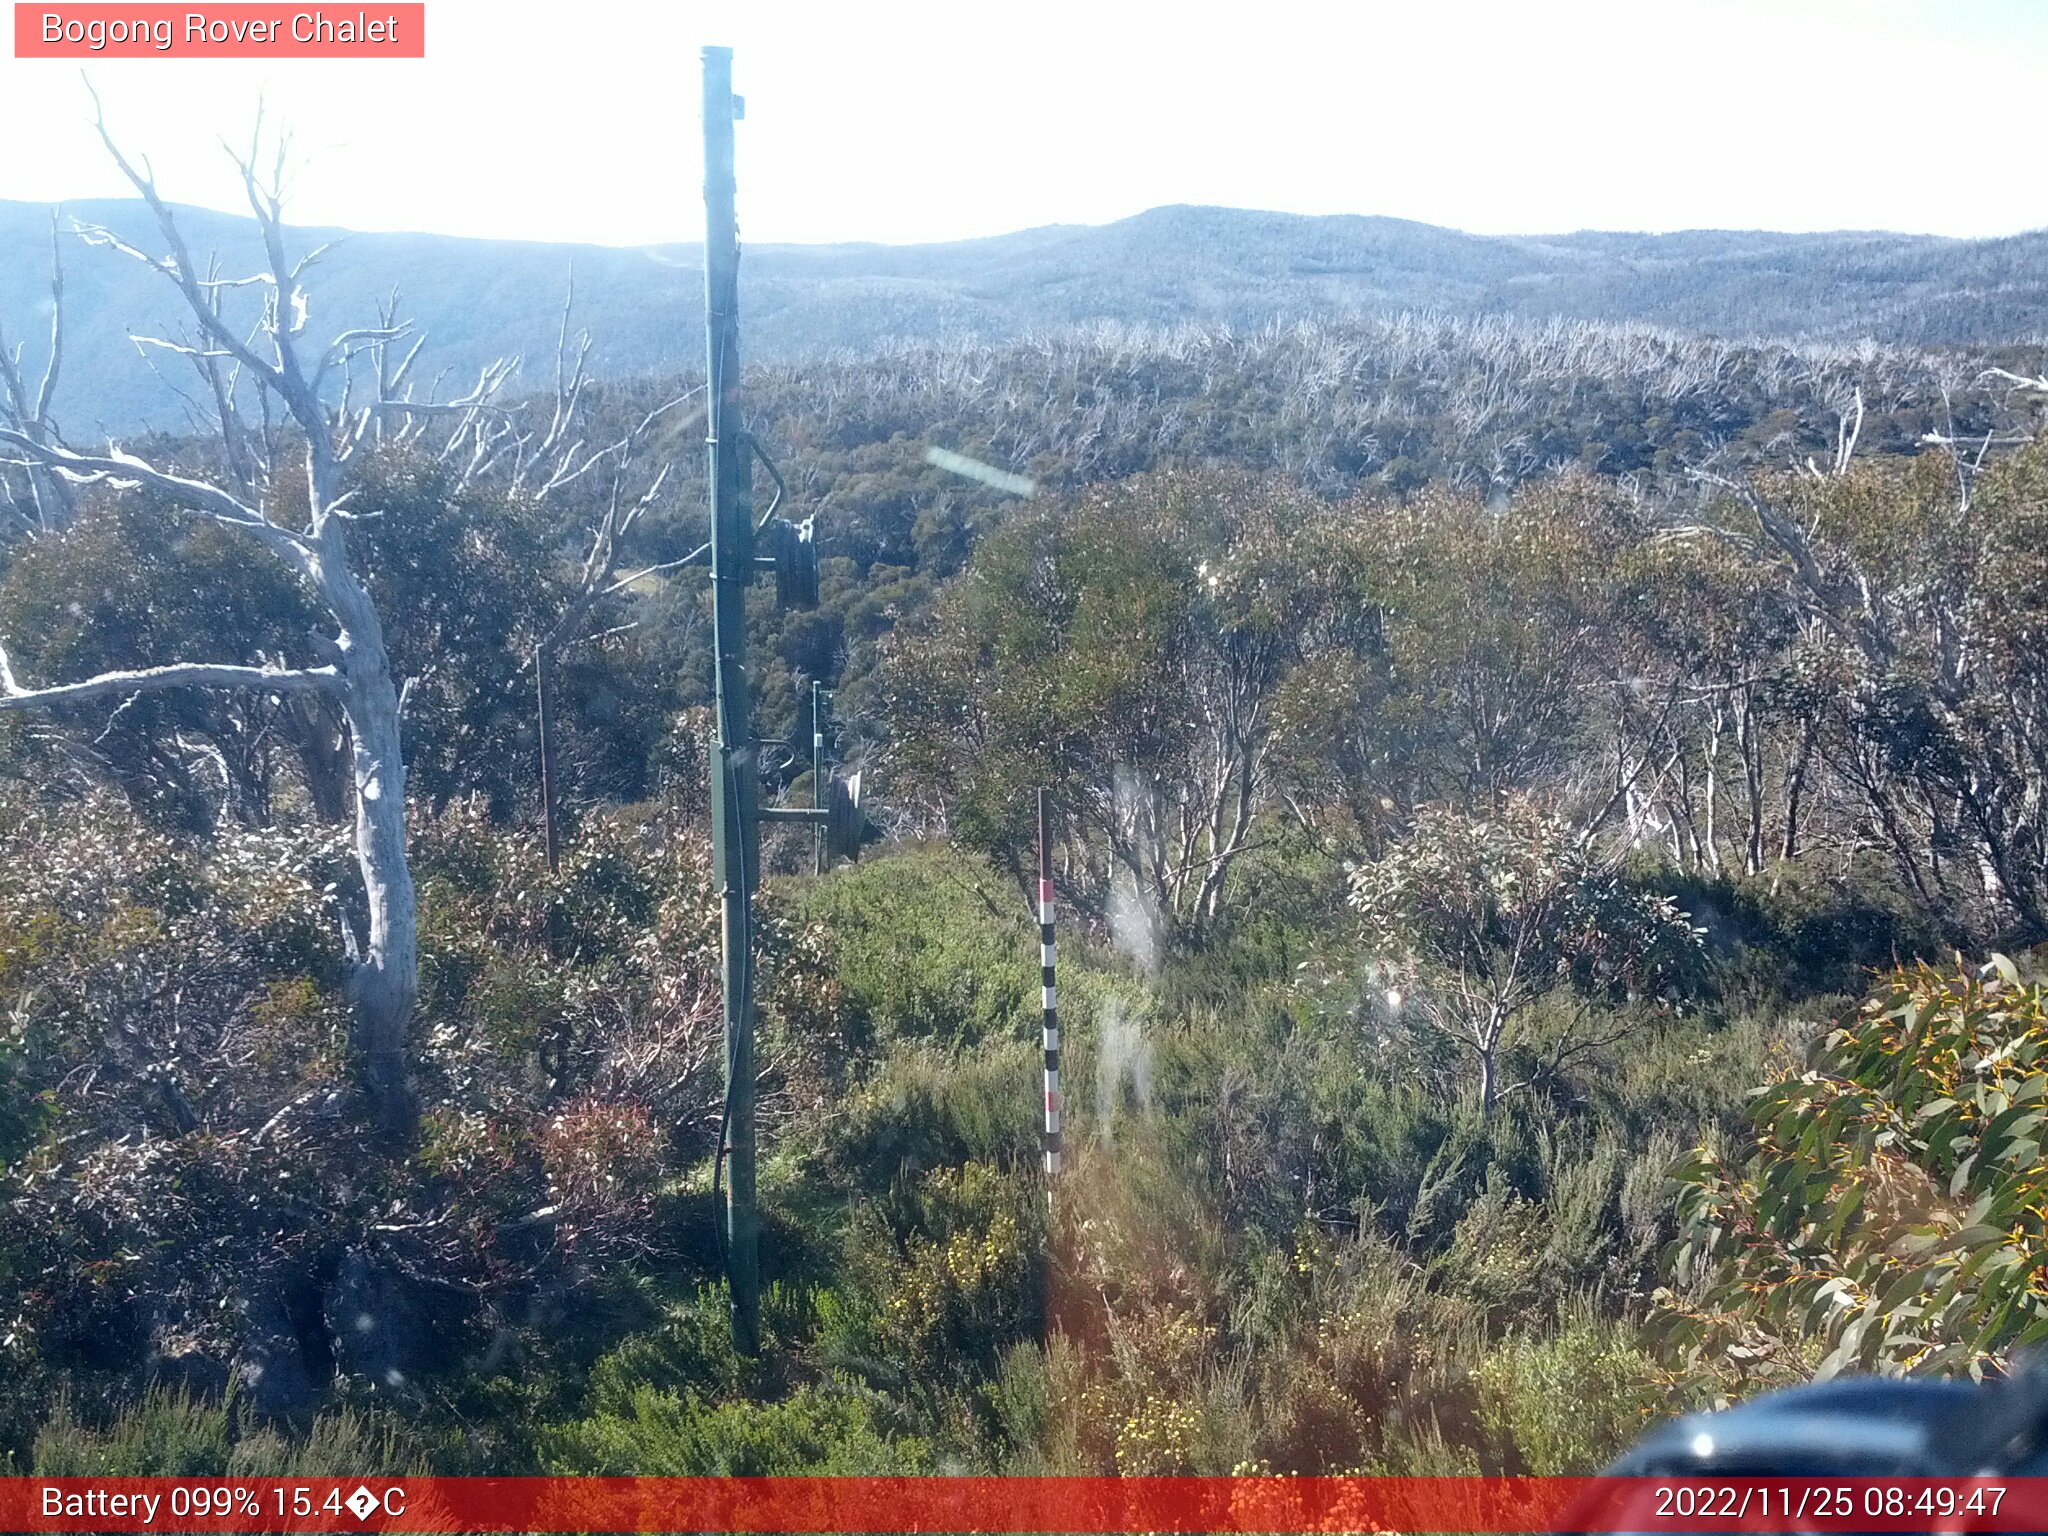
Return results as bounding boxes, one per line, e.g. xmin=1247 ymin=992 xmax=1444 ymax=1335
xmin=0 ymin=0 xmax=2043 ymax=247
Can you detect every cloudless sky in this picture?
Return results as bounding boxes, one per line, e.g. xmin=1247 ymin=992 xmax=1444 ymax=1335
xmin=0 ymin=0 xmax=2043 ymax=246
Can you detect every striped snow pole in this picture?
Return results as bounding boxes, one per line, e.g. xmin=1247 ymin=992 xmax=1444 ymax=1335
xmin=1037 ymin=788 xmax=1062 ymax=1177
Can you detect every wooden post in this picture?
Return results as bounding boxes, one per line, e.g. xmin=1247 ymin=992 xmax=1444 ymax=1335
xmin=535 ymin=643 xmax=559 ymax=875
xmin=812 ymin=680 xmax=826 ymax=878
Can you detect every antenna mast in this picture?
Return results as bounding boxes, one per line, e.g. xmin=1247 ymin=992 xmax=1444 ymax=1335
xmin=702 ymin=42 xmax=761 ymax=1357
xmin=699 ymin=46 xmax=862 ymax=1354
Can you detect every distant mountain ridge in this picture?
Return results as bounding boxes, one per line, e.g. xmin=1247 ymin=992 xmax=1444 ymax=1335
xmin=3 ymin=198 xmax=2045 ymax=432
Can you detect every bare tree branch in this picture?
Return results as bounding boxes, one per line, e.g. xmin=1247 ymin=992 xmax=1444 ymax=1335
xmin=0 ymin=645 xmax=340 ymax=711
xmin=0 ymin=212 xmax=77 ymax=529
xmin=0 ymin=427 xmax=311 ymax=562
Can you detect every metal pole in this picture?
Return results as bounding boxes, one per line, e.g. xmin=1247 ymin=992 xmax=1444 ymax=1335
xmin=1038 ymin=789 xmax=1062 ymax=1179
xmin=535 ymin=644 xmax=559 ymax=875
xmin=703 ymin=43 xmax=760 ymax=1356
xmin=811 ymin=680 xmax=825 ymax=877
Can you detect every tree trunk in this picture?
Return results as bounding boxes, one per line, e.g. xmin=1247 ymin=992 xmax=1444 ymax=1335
xmin=1780 ymin=716 xmax=1818 ymax=864
xmin=1736 ymin=692 xmax=1766 ymax=877
xmin=323 ymin=546 xmax=418 ymax=1138
xmin=1701 ymin=708 xmax=1724 ymax=875
xmin=344 ymin=680 xmax=417 ymax=1135
xmin=289 ymin=696 xmax=354 ymax=824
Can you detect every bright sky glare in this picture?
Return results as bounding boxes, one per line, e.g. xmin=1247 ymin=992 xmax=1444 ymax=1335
xmin=0 ymin=0 xmax=2042 ymax=246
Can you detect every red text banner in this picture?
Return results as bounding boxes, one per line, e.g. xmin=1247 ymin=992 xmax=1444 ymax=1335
xmin=14 ymin=5 xmax=424 ymax=57
xmin=2 ymin=1475 xmax=2046 ymax=1533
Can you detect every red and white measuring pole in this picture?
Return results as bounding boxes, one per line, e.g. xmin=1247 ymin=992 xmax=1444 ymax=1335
xmin=1037 ymin=788 xmax=1062 ymax=1177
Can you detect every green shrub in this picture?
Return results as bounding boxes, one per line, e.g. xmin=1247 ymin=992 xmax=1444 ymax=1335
xmin=1473 ymin=1318 xmax=1675 ymax=1474
xmin=30 ymin=1391 xmax=423 ymax=1477
xmin=224 ymin=1406 xmax=428 ymax=1477
xmin=0 ymin=793 xmax=782 ymax=1432
xmin=826 ymin=1162 xmax=1044 ymax=1406
xmin=542 ymin=1385 xmax=930 ymax=1475
xmin=1649 ymin=858 xmax=1947 ymax=1007
xmin=795 ymin=843 xmax=1036 ymax=1050
xmin=827 ymin=1041 xmax=1042 ymax=1182
xmin=1665 ymin=955 xmax=2048 ymax=1382
xmin=574 ymin=1280 xmax=823 ymax=1422
xmin=31 ymin=1391 xmax=231 ymax=1477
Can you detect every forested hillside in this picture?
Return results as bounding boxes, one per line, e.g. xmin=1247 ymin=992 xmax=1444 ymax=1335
xmin=6 ymin=176 xmax=2048 ymax=1483
xmin=9 ymin=195 xmax=2048 ymax=430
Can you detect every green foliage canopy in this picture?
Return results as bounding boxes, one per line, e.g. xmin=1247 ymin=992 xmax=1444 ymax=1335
xmin=1666 ymin=956 xmax=2048 ymax=1381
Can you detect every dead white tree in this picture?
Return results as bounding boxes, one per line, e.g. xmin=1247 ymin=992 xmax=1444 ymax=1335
xmin=0 ymin=108 xmax=703 ymax=1135
xmin=0 ymin=109 xmax=430 ymax=1131
xmin=0 ymin=213 xmax=76 ymax=536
